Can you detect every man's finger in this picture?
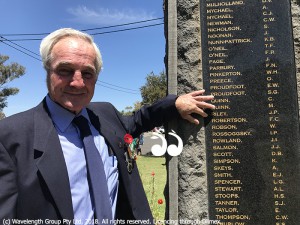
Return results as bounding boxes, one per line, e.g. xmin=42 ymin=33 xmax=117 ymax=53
xmin=193 ymin=107 xmax=208 ymax=117
xmin=194 ymin=95 xmax=214 ymax=101
xmin=184 ymin=114 xmax=200 ymax=125
xmin=196 ymin=102 xmax=215 ymax=110
xmin=189 ymin=90 xmax=206 ymax=96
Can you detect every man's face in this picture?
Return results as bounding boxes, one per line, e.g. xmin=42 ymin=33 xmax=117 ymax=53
xmin=47 ymin=37 xmax=97 ymax=114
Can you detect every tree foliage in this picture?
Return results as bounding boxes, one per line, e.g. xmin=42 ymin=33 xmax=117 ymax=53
xmin=0 ymin=55 xmax=26 ymax=115
xmin=120 ymin=101 xmax=142 ymax=116
xmin=140 ymin=71 xmax=167 ymax=105
xmin=120 ymin=71 xmax=166 ymax=116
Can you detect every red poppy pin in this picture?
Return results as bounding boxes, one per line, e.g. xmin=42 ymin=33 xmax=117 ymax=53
xmin=124 ymin=133 xmax=133 ymax=145
xmin=123 ymin=133 xmax=137 ymax=173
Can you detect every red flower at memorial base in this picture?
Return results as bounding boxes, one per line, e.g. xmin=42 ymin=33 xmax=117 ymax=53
xmin=158 ymin=199 xmax=163 ymax=205
xmin=124 ymin=133 xmax=133 ymax=144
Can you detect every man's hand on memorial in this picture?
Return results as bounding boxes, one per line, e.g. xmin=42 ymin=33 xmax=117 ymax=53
xmin=175 ymin=90 xmax=215 ymax=125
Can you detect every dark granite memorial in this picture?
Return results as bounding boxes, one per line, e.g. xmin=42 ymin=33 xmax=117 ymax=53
xmin=200 ymin=0 xmax=300 ymax=224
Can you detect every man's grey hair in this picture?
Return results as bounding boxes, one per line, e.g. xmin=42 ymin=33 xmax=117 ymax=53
xmin=40 ymin=28 xmax=102 ymax=75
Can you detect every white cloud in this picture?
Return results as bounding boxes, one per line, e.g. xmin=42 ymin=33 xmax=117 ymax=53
xmin=67 ymin=6 xmax=157 ymax=26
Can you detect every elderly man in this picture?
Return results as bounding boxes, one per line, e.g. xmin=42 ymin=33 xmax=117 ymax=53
xmin=0 ymin=28 xmax=215 ymax=224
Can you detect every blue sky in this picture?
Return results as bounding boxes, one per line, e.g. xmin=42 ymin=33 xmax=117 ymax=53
xmin=0 ymin=0 xmax=165 ymax=116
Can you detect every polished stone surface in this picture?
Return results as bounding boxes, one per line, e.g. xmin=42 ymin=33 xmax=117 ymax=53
xmin=201 ymin=0 xmax=300 ymax=224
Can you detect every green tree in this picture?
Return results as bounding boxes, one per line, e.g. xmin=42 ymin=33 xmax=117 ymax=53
xmin=0 ymin=55 xmax=26 ymax=117
xmin=140 ymin=71 xmax=167 ymax=105
xmin=120 ymin=71 xmax=166 ymax=116
xmin=120 ymin=101 xmax=142 ymax=116
xmin=133 ymin=101 xmax=142 ymax=112
xmin=122 ymin=106 xmax=133 ymax=116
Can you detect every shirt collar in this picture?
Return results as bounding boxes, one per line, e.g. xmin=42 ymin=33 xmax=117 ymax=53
xmin=46 ymin=95 xmax=90 ymax=132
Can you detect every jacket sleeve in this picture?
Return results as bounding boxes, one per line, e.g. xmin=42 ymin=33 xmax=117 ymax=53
xmin=121 ymin=95 xmax=180 ymax=137
xmin=0 ymin=141 xmax=17 ymax=220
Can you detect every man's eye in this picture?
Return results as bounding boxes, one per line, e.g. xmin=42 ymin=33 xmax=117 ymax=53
xmin=57 ymin=69 xmax=73 ymax=76
xmin=82 ymin=72 xmax=95 ymax=79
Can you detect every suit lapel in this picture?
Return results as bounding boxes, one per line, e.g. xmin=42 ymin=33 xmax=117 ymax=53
xmin=87 ymin=109 xmax=136 ymax=205
xmin=87 ymin=109 xmax=125 ymax=160
xmin=33 ymin=101 xmax=74 ymax=221
xmin=87 ymin=108 xmax=135 ymax=187
xmin=87 ymin=104 xmax=153 ymax=221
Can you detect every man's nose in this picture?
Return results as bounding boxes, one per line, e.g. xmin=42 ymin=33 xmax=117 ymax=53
xmin=70 ymin=71 xmax=85 ymax=88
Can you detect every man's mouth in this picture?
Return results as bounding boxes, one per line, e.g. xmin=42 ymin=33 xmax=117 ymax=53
xmin=64 ymin=92 xmax=86 ymax=96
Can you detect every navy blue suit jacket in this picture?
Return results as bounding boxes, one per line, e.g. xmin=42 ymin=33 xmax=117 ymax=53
xmin=0 ymin=95 xmax=179 ymax=224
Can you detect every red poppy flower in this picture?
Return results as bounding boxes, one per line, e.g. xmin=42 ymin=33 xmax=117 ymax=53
xmin=158 ymin=199 xmax=163 ymax=204
xmin=124 ymin=133 xmax=133 ymax=144
xmin=151 ymin=171 xmax=155 ymax=177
